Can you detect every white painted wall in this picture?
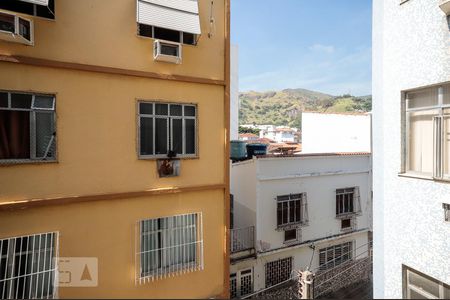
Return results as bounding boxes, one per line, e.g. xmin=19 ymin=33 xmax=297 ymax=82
xmin=302 ymin=112 xmax=371 ymax=153
xmin=373 ymin=0 xmax=450 ymax=298
xmin=230 ymin=44 xmax=239 ymax=140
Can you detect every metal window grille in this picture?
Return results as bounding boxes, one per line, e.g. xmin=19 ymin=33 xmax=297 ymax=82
xmin=276 ymin=193 xmax=308 ymax=229
xmin=230 ymin=273 xmax=237 ymax=299
xmin=0 ymin=91 xmax=56 ymax=164
xmin=336 ymin=187 xmax=361 ymax=217
xmin=265 ymin=257 xmax=293 ymax=288
xmin=0 ymin=232 xmax=59 ymax=299
xmin=319 ymin=241 xmax=353 ymax=271
xmin=138 ymin=102 xmax=197 ymax=158
xmin=135 ymin=212 xmax=204 ymax=284
xmin=444 ymin=203 xmax=450 ymax=222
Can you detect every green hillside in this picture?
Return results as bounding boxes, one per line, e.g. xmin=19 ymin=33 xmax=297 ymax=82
xmin=239 ymin=89 xmax=372 ymax=128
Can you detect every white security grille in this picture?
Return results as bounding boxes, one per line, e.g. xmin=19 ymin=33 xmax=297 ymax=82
xmin=319 ymin=241 xmax=353 ymax=271
xmin=336 ymin=187 xmax=361 ymax=217
xmin=444 ymin=203 xmax=450 ymax=222
xmin=0 ymin=232 xmax=58 ymax=299
xmin=239 ymin=269 xmax=253 ymax=297
xmin=265 ymin=257 xmax=293 ymax=288
xmin=136 ymin=212 xmax=203 ymax=283
xmin=230 ymin=273 xmax=237 ymax=299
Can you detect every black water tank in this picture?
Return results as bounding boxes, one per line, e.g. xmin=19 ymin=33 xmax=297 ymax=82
xmin=246 ymin=143 xmax=268 ymax=158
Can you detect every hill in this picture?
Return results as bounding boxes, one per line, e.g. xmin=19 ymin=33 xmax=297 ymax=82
xmin=239 ymin=89 xmax=372 ymax=128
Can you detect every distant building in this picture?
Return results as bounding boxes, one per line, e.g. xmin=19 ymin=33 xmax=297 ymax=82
xmin=239 ymin=133 xmax=259 ymax=141
xmin=302 ymin=112 xmax=371 ymax=153
xmin=230 ymin=153 xmax=372 ymax=298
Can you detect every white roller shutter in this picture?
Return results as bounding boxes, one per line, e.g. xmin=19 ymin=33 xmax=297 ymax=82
xmin=18 ymin=0 xmax=49 ymax=5
xmin=137 ymin=0 xmax=201 ymax=35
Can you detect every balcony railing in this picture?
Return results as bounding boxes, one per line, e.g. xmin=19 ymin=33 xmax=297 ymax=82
xmin=230 ymin=226 xmax=255 ymax=253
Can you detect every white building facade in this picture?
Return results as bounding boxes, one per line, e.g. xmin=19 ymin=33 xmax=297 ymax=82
xmin=302 ymin=112 xmax=371 ymax=153
xmin=373 ymin=0 xmax=450 ymax=298
xmin=230 ymin=153 xmax=372 ymax=297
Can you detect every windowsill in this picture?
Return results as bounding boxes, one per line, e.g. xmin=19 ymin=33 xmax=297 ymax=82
xmin=0 ymin=159 xmax=57 ymax=166
xmin=139 ymin=155 xmax=199 ymax=161
xmin=398 ymin=172 xmax=450 ymax=183
xmin=136 ymin=34 xmax=198 ymax=47
xmin=336 ymin=213 xmax=360 ymax=219
xmin=276 ymin=222 xmax=308 ymax=231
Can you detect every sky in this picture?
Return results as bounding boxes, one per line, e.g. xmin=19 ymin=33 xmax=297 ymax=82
xmin=231 ymin=0 xmax=373 ymax=96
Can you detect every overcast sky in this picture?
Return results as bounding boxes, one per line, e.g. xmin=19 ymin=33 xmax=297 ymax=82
xmin=231 ymin=0 xmax=372 ymax=96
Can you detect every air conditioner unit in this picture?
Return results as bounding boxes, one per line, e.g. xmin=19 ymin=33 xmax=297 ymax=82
xmin=153 ymin=40 xmax=182 ymax=64
xmin=440 ymin=0 xmax=450 ymax=15
xmin=0 ymin=11 xmax=33 ymax=45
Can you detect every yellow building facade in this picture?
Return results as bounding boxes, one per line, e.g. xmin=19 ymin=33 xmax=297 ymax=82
xmin=0 ymin=0 xmax=230 ymax=298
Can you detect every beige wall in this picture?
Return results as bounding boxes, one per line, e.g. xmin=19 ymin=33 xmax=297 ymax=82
xmin=0 ymin=189 xmax=225 ymax=299
xmin=0 ymin=0 xmax=225 ymax=80
xmin=0 ymin=63 xmax=225 ymax=203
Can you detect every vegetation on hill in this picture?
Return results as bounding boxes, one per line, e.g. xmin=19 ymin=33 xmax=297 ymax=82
xmin=239 ymin=89 xmax=372 ymax=129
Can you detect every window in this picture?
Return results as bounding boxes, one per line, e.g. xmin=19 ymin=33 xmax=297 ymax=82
xmin=0 ymin=232 xmax=58 ymax=299
xmin=276 ymin=193 xmax=308 ymax=229
xmin=230 ymin=269 xmax=253 ymax=298
xmin=341 ymin=219 xmax=351 ymax=230
xmin=0 ymin=0 xmax=55 ymax=20
xmin=138 ymin=102 xmax=197 ymax=158
xmin=319 ymin=241 xmax=353 ymax=271
xmin=403 ymin=84 xmax=450 ymax=179
xmin=444 ymin=203 xmax=450 ymax=222
xmin=336 ymin=187 xmax=361 ymax=217
xmin=403 ymin=265 xmax=450 ymax=299
xmin=0 ymin=12 xmax=33 ymax=45
xmin=138 ymin=24 xmax=197 ymax=46
xmin=136 ymin=213 xmax=203 ymax=283
xmin=265 ymin=257 xmax=292 ymax=288
xmin=284 ymin=229 xmax=298 ymax=243
xmin=0 ymin=91 xmax=56 ymax=163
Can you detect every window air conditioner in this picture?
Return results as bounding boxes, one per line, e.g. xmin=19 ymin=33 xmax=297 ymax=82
xmin=153 ymin=40 xmax=182 ymax=64
xmin=0 ymin=11 xmax=33 ymax=45
xmin=440 ymin=0 xmax=450 ymax=15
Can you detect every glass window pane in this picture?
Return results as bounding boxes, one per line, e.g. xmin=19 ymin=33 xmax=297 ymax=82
xmin=0 ymin=110 xmax=30 ymax=159
xmin=0 ymin=92 xmax=7 ymax=108
xmin=155 ymin=104 xmax=168 ymax=116
xmin=139 ymin=103 xmax=153 ymax=115
xmin=171 ymin=119 xmax=182 ymax=155
xmin=408 ymin=289 xmax=428 ymax=299
xmin=185 ymin=119 xmax=196 ymax=154
xmin=35 ymin=112 xmax=55 ymax=159
xmin=33 ymin=96 xmax=54 ymax=110
xmin=140 ymin=117 xmax=153 ymax=155
xmin=18 ymin=17 xmax=31 ymax=41
xmin=11 ymin=93 xmax=32 ymax=109
xmin=183 ymin=32 xmax=196 ymax=45
xmin=154 ymin=26 xmax=180 ymax=43
xmin=0 ymin=12 xmax=15 ymax=33
xmin=408 ymin=271 xmax=440 ymax=298
xmin=184 ymin=105 xmax=196 ymax=116
xmin=170 ymin=105 xmax=182 ymax=116
xmin=407 ymin=109 xmax=437 ymax=175
xmin=138 ymin=23 xmax=153 ymax=38
xmin=407 ymin=88 xmax=438 ymax=109
xmin=155 ymin=118 xmax=168 ymax=155
xmin=442 ymin=84 xmax=450 ymax=105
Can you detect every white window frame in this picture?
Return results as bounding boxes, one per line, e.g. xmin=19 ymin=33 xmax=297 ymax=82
xmin=276 ymin=193 xmax=308 ymax=230
xmin=402 ymin=84 xmax=450 ymax=180
xmin=283 ymin=228 xmax=300 ymax=244
xmin=403 ymin=265 xmax=450 ymax=299
xmin=0 ymin=11 xmax=34 ymax=45
xmin=0 ymin=232 xmax=59 ymax=299
xmin=319 ymin=241 xmax=354 ymax=271
xmin=137 ymin=101 xmax=198 ymax=159
xmin=336 ymin=187 xmax=361 ymax=218
xmin=135 ymin=212 xmax=204 ymax=284
xmin=0 ymin=90 xmax=57 ymax=164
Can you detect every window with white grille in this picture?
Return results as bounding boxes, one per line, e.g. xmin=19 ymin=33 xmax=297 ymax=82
xmin=138 ymin=102 xmax=197 ymax=158
xmin=0 ymin=232 xmax=58 ymax=299
xmin=230 ymin=269 xmax=253 ymax=298
xmin=0 ymin=91 xmax=56 ymax=163
xmin=265 ymin=257 xmax=293 ymax=288
xmin=276 ymin=193 xmax=308 ymax=229
xmin=319 ymin=241 xmax=353 ymax=271
xmin=336 ymin=187 xmax=361 ymax=217
xmin=136 ymin=213 xmax=203 ymax=283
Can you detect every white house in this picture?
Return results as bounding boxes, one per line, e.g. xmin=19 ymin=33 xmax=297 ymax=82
xmin=259 ymin=126 xmax=298 ymax=143
xmin=230 ymin=153 xmax=372 ymax=298
xmin=302 ymin=112 xmax=371 ymax=153
xmin=373 ymin=0 xmax=450 ymax=298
